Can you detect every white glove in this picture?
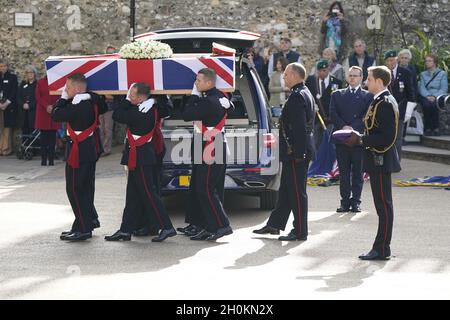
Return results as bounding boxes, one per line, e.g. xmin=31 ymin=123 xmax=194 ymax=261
xmin=404 ymin=102 xmax=416 ymax=123
xmin=72 ymin=93 xmax=91 ymax=105
xmin=191 ymin=83 xmax=201 ymax=97
xmin=61 ymin=85 xmax=69 ymax=100
xmin=219 ymin=97 xmax=232 ymax=109
xmin=126 ymin=83 xmax=136 ymax=101
xmin=138 ymin=98 xmax=155 ymax=113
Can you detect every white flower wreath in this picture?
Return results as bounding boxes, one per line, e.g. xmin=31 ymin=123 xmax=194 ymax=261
xmin=119 ymin=40 xmax=173 ymax=59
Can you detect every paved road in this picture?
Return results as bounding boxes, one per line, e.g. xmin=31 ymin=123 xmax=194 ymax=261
xmin=0 ymin=150 xmax=449 ymax=299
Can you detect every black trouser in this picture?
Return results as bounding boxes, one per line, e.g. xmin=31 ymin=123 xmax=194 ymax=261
xmin=185 ymin=163 xmax=226 ymax=229
xmin=268 ymin=159 xmax=309 ymax=237
xmin=187 ymin=163 xmax=229 ymax=233
xmin=395 ymin=121 xmax=405 ymax=162
xmin=420 ymin=96 xmax=440 ymax=130
xmin=135 ymin=160 xmax=163 ymax=231
xmin=336 ymin=144 xmax=364 ymax=208
xmin=40 ymin=130 xmax=56 ymax=165
xmin=369 ymin=171 xmax=394 ymax=257
xmin=120 ymin=165 xmax=173 ymax=233
xmin=65 ymin=163 xmax=96 ymax=233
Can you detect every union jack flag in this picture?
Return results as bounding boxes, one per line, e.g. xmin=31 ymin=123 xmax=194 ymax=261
xmin=45 ymin=53 xmax=235 ymax=95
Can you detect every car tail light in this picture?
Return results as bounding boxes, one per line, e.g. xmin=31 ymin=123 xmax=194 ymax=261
xmin=263 ymin=133 xmax=276 ymax=148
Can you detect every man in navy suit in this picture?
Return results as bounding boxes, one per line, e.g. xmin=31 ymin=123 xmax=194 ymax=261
xmin=330 ymin=66 xmax=373 ymax=213
xmin=384 ymin=50 xmax=416 ymax=161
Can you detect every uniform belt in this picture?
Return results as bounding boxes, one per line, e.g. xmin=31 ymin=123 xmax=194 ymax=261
xmin=68 ymin=130 xmax=93 ymax=137
xmin=131 ymin=134 xmax=152 ymax=143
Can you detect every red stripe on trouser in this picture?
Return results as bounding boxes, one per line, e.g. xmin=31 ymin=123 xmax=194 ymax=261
xmin=379 ymin=173 xmax=389 ymax=257
xmin=291 ymin=160 xmax=302 ymax=236
xmin=72 ymin=168 xmax=86 ymax=232
xmin=206 ymin=165 xmax=223 ymax=228
xmin=140 ymin=166 xmax=165 ymax=229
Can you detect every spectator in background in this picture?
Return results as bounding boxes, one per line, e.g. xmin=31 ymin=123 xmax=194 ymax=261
xmin=269 ymin=57 xmax=290 ymax=107
xmin=35 ymin=76 xmax=60 ymax=166
xmin=418 ymin=54 xmax=448 ymax=136
xmin=262 ymin=44 xmax=278 ymax=98
xmin=99 ymin=45 xmax=119 ymax=156
xmin=320 ymin=1 xmax=349 ymax=62
xmin=245 ymin=47 xmax=265 ymax=80
xmin=306 ymin=59 xmax=343 ymax=149
xmin=310 ymin=47 xmax=345 ymax=82
xmin=384 ymin=49 xmax=416 ymax=160
xmin=17 ymin=65 xmax=38 ymax=138
xmin=267 ymin=38 xmax=301 ymax=79
xmin=398 ymin=49 xmax=418 ymax=99
xmin=343 ymin=39 xmax=376 ymax=82
xmin=0 ymin=59 xmax=18 ymax=156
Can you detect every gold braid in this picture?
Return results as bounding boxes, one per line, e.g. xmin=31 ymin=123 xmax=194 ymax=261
xmin=363 ymin=98 xmax=399 ymax=153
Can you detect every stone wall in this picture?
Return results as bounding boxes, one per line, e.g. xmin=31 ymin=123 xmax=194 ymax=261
xmin=1 ymin=0 xmax=449 ymax=77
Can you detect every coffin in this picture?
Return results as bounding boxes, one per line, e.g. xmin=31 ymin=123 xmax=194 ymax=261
xmin=45 ymin=53 xmax=235 ymax=95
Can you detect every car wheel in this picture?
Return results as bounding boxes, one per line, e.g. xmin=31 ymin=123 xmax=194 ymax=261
xmin=259 ymin=190 xmax=278 ymax=210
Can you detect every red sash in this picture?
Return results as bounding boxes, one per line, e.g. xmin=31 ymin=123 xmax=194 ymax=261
xmin=126 ymin=108 xmax=159 ymax=171
xmin=67 ymin=104 xmax=99 ymax=169
xmin=195 ymin=113 xmax=227 ymax=162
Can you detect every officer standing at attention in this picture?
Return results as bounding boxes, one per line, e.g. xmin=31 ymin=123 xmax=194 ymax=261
xmin=105 ymin=82 xmax=176 ymax=242
xmin=52 ymin=73 xmax=107 ymax=241
xmin=384 ymin=50 xmax=416 ymax=161
xmin=344 ymin=66 xmax=401 ymax=260
xmin=329 ymin=66 xmax=373 ymax=213
xmin=253 ymin=63 xmax=316 ymax=241
xmin=179 ymin=68 xmax=233 ymax=241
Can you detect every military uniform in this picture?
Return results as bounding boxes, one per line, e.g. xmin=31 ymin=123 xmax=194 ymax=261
xmin=52 ymin=92 xmax=107 ymax=238
xmin=134 ymin=95 xmax=173 ymax=236
xmin=265 ymin=82 xmax=316 ymax=240
xmin=361 ymin=89 xmax=401 ymax=258
xmin=111 ymin=97 xmax=174 ymax=239
xmin=181 ymin=87 xmax=232 ymax=240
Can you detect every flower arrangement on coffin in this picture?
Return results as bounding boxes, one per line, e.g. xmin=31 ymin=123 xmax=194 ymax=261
xmin=119 ymin=40 xmax=173 ymax=59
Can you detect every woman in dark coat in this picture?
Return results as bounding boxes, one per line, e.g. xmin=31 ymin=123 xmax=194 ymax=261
xmin=0 ymin=60 xmax=18 ymax=156
xmin=17 ymin=65 xmax=38 ymax=137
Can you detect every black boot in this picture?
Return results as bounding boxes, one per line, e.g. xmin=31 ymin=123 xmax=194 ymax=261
xmin=105 ymin=230 xmax=131 ymax=241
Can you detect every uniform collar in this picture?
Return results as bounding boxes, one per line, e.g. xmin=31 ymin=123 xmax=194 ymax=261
xmin=291 ymin=82 xmax=304 ymax=92
xmin=202 ymin=87 xmax=217 ymax=97
xmin=373 ymin=89 xmax=390 ymax=101
xmin=348 ymin=85 xmax=361 ymax=93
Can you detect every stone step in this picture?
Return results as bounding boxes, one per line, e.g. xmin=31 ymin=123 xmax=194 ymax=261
xmin=421 ymin=135 xmax=450 ymax=151
xmin=402 ymin=144 xmax=450 ymax=165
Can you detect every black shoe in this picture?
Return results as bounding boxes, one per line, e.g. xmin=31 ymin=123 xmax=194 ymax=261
xmin=133 ymin=227 xmax=159 ymax=237
xmin=184 ymin=225 xmax=203 ymax=237
xmin=253 ymin=225 xmax=280 ymax=235
xmin=278 ymin=230 xmax=307 ymax=241
xmin=358 ymin=249 xmax=390 ymax=261
xmin=424 ymin=129 xmax=432 ymax=136
xmin=60 ymin=230 xmax=75 ymax=240
xmin=176 ymin=224 xmax=194 ymax=234
xmin=351 ymin=204 xmax=362 ymax=213
xmin=206 ymin=226 xmax=233 ymax=241
xmin=336 ymin=206 xmax=350 ymax=213
xmin=92 ymin=219 xmax=101 ymax=229
xmin=190 ymin=229 xmax=213 ymax=241
xmin=61 ymin=231 xmax=92 ymax=241
xmin=152 ymin=228 xmax=177 ymax=242
xmin=105 ymin=230 xmax=131 ymax=242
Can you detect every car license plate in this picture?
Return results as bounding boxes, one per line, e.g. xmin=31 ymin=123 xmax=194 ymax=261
xmin=179 ymin=176 xmax=190 ymax=187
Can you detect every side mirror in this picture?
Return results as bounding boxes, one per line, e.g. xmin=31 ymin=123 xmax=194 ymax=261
xmin=271 ymin=106 xmax=282 ymax=118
